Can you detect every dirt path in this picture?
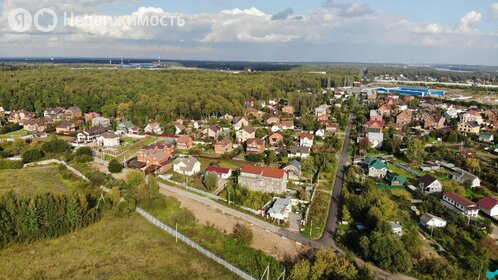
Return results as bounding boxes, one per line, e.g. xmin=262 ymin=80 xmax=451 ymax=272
xmin=159 ymin=188 xmax=308 ymax=260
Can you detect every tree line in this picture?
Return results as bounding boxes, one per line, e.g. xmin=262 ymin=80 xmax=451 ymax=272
xmin=0 ymin=191 xmax=101 ymax=249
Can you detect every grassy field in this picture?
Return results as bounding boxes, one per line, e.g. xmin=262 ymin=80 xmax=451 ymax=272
xmin=0 ymin=129 xmax=28 ymax=139
xmin=0 ymin=165 xmax=86 ymax=197
xmin=0 ymin=214 xmax=237 ymax=280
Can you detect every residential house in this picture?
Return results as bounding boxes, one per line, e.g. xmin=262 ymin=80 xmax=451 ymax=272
xmin=44 ymin=107 xmax=65 ymax=121
xmin=315 ymin=129 xmax=325 ymax=137
xmin=56 ymin=121 xmax=76 ymax=135
xmin=461 ymin=110 xmax=483 ymax=125
xmin=77 ymin=126 xmax=108 ymax=143
xmin=245 ymin=108 xmax=264 ymax=119
xmin=364 ymin=119 xmax=384 ymax=132
xmin=176 ymin=135 xmax=193 ymax=149
xmin=367 ymin=131 xmax=384 ymax=148
xmin=289 ymin=145 xmax=310 ymax=158
xmin=441 ymin=192 xmax=479 ymax=217
xmin=205 ymin=166 xmax=232 ymax=180
xmin=458 ymin=121 xmax=480 ymax=135
xmin=268 ymin=198 xmax=292 ymax=221
xmin=175 ymin=123 xmax=187 ymax=135
xmin=420 ymin=213 xmax=447 ymax=228
xmin=137 ymin=143 xmax=174 ymax=163
xmin=268 ymin=131 xmax=284 ymax=146
xmin=246 ymin=138 xmax=265 ymax=154
xmin=282 ymin=106 xmax=295 ymax=115
xmin=84 ymin=112 xmax=100 ymax=122
xmin=326 ymin=123 xmax=339 ymax=133
xmin=204 ymin=124 xmax=221 ymax=139
xmin=299 ymin=133 xmax=314 ymax=147
xmin=366 ymin=157 xmax=388 ymax=178
xmin=116 ymin=121 xmax=136 ymax=135
xmin=479 ymin=132 xmax=494 ymax=143
xmin=281 ymin=120 xmax=295 ymax=130
xmin=377 ymin=104 xmax=392 ymax=117
xmin=389 ymin=221 xmax=403 ymax=236
xmin=269 ymin=98 xmax=278 ymax=106
xmin=444 ymin=107 xmax=459 ymax=119
xmin=419 ymin=175 xmax=442 ymax=194
xmin=396 ymin=110 xmax=412 ymax=126
xmin=387 ymin=174 xmax=407 ymax=186
xmin=92 ymin=116 xmax=111 ymax=127
xmin=65 ymin=106 xmax=82 ymax=120
xmin=233 ymin=116 xmax=250 ymax=130
xmin=238 ymin=165 xmax=287 ymax=194
xmin=281 ymin=160 xmax=301 ymax=180
xmin=452 ymin=168 xmax=480 ymax=188
xmin=314 ymin=104 xmax=330 ymax=118
xmin=0 ymin=107 xmax=4 ymax=117
xmin=245 ymin=98 xmax=255 ymax=107
xmin=422 ymin=114 xmax=445 ymax=130
xmin=485 ymin=109 xmax=498 ymax=127
xmin=173 ymin=157 xmax=201 ymax=176
xmin=477 ymin=197 xmax=498 ymax=217
xmin=214 ymin=138 xmax=233 ymax=154
xmin=8 ymin=110 xmax=34 ymax=124
xmin=266 ymin=116 xmax=280 ymax=126
xmin=97 ymin=132 xmax=120 ymax=147
xmin=145 ymin=122 xmax=163 ymax=134
xmin=23 ymin=118 xmax=50 ymax=133
xmin=366 ymin=90 xmax=377 ymax=100
xmin=236 ymin=126 xmax=255 ymax=143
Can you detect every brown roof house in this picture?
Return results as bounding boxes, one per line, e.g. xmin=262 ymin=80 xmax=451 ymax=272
xmin=65 ymin=106 xmax=83 ymax=120
xmin=214 ymin=138 xmax=233 ymax=154
xmin=282 ymin=105 xmax=295 ymax=115
xmin=203 ymin=124 xmax=221 ymax=139
xmin=176 ymin=135 xmax=193 ymax=149
xmin=423 ymin=114 xmax=445 ymax=130
xmin=23 ymin=118 xmax=50 ymax=133
xmin=246 ymin=138 xmax=265 ymax=154
xmin=396 ymin=110 xmax=412 ymax=126
xmin=238 ymin=165 xmax=287 ymax=194
xmin=8 ymin=110 xmax=34 ymax=124
xmin=236 ymin=126 xmax=256 ymax=143
xmin=44 ymin=107 xmax=65 ymax=121
xmin=56 ymin=121 xmax=76 ymax=135
xmin=458 ymin=121 xmax=480 ymax=135
xmin=268 ymin=131 xmax=284 ymax=146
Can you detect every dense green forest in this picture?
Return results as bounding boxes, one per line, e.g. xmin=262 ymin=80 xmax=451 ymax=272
xmin=0 ymin=68 xmax=353 ymax=125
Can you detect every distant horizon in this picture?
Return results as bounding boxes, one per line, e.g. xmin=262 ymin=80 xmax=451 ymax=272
xmin=1 ymin=56 xmax=497 ymax=68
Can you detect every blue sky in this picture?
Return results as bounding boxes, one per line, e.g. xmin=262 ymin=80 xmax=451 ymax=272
xmin=1 ymin=0 xmax=497 ymax=64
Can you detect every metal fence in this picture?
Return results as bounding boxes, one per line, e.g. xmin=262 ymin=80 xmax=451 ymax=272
xmin=135 ymin=207 xmax=256 ymax=280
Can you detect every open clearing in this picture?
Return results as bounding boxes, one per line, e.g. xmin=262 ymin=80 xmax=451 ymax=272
xmin=0 ymin=214 xmax=237 ymax=280
xmin=0 ymin=165 xmax=82 ymax=197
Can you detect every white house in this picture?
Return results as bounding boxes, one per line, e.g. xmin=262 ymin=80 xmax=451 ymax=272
xmin=366 ymin=157 xmax=388 ymax=178
xmin=388 ymin=221 xmax=403 ymax=236
xmin=477 ymin=197 xmax=498 ymax=217
xmin=267 ymin=198 xmax=292 ymax=221
xmin=233 ymin=117 xmax=250 ymax=130
xmin=97 ymin=132 xmax=120 ymax=147
xmin=299 ymin=133 xmax=314 ymax=147
xmin=92 ymin=116 xmax=111 ymax=127
xmin=441 ymin=192 xmax=479 ymax=217
xmin=451 ymin=168 xmax=480 ymax=188
xmin=420 ymin=213 xmax=447 ymax=228
xmin=289 ymin=145 xmax=310 ymax=158
xmin=77 ymin=127 xmax=108 ymax=144
xmin=173 ymin=157 xmax=201 ymax=176
xmin=315 ymin=129 xmax=325 ymax=137
xmin=419 ymin=175 xmax=442 ymax=194
xmin=367 ymin=132 xmax=384 ymax=148
xmin=145 ymin=122 xmax=163 ymax=134
xmin=205 ymin=166 xmax=232 ymax=180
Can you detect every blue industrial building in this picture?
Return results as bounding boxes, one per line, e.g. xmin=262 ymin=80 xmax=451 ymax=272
xmin=376 ymin=87 xmax=445 ymax=97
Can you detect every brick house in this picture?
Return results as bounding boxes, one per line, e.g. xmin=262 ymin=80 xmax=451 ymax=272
xmin=65 ymin=106 xmax=83 ymax=120
xmin=8 ymin=110 xmax=35 ymax=124
xmin=84 ymin=112 xmax=100 ymax=122
xmin=214 ymin=138 xmax=233 ymax=154
xmin=238 ymin=165 xmax=287 ymax=194
xmin=176 ymin=135 xmax=193 ymax=149
xmin=204 ymin=124 xmax=221 ymax=139
xmin=56 ymin=121 xmax=76 ymax=135
xmin=23 ymin=118 xmax=50 ymax=133
xmin=44 ymin=107 xmax=65 ymax=121
xmin=458 ymin=121 xmax=480 ymax=135
xmin=396 ymin=110 xmax=412 ymax=126
xmin=246 ymin=138 xmax=265 ymax=154
xmin=377 ymin=104 xmax=392 ymax=117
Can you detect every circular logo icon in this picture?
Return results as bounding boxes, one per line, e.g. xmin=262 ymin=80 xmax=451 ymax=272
xmin=8 ymin=8 xmax=32 ymax=32
xmin=33 ymin=8 xmax=58 ymax=32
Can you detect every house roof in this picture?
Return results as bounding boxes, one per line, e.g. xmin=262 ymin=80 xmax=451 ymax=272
xmin=289 ymin=145 xmax=310 ymax=154
xmin=268 ymin=198 xmax=291 ymax=215
xmin=57 ymin=121 xmax=74 ymax=129
xmin=242 ymin=126 xmax=255 ymax=134
xmin=150 ymin=151 xmax=169 ymax=162
xmin=477 ymin=197 xmax=498 ymax=210
xmin=240 ymin=165 xmax=285 ymax=179
xmin=282 ymin=160 xmax=301 ymax=172
xmin=247 ymin=138 xmax=264 ymax=146
xmin=100 ymin=132 xmax=119 ymax=139
xmin=444 ymin=192 xmax=478 ymax=209
xmin=419 ymin=175 xmax=438 ymax=187
xmin=281 ymin=120 xmax=294 ymax=127
xmin=463 ymin=121 xmax=480 ymax=128
xmin=173 ymin=157 xmax=200 ymax=171
xmin=66 ymin=106 xmax=82 ymax=114
xmin=299 ymin=133 xmax=314 ymax=140
xmin=206 ymin=166 xmax=231 ymax=175
xmin=367 ymin=158 xmax=387 ymax=170
xmin=387 ymin=175 xmax=407 ymax=184
xmin=216 ymin=138 xmax=232 ymax=146
xmin=177 ymin=135 xmax=192 ymax=144
xmin=420 ymin=213 xmax=446 ymax=224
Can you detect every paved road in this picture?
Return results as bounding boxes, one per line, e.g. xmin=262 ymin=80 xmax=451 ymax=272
xmin=318 ymin=115 xmax=353 ymax=246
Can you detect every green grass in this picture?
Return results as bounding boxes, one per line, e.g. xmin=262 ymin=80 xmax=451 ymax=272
xmin=0 ymin=214 xmax=237 ymax=280
xmin=197 ymin=157 xmax=251 ymax=171
xmin=0 ymin=165 xmax=87 ymax=197
xmin=0 ymin=129 xmax=28 ymax=139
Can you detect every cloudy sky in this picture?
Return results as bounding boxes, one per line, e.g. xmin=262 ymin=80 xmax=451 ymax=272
xmin=0 ymin=0 xmax=497 ymax=65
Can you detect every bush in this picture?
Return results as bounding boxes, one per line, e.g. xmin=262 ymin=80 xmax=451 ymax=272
xmin=75 ymin=147 xmax=93 ymax=157
xmin=0 ymin=123 xmax=22 ymax=134
xmin=171 ymin=208 xmax=196 ymax=226
xmin=22 ymin=149 xmax=44 ymax=163
xmin=41 ymin=139 xmax=70 ymax=154
xmin=108 ymin=159 xmax=123 ymax=173
xmin=0 ymin=159 xmax=23 ymax=169
xmin=231 ymin=223 xmax=253 ymax=246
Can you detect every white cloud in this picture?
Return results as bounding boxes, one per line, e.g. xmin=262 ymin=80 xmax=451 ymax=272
xmin=491 ymin=3 xmax=498 ymax=20
xmin=458 ymin=10 xmax=482 ymax=32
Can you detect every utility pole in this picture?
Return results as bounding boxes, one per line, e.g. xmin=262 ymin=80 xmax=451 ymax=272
xmin=175 ymin=223 xmax=178 ymax=243
xmin=310 ymin=220 xmax=313 ymax=237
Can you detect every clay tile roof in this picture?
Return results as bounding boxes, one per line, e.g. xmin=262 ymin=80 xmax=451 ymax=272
xmin=240 ymin=165 xmax=285 ymax=179
xmin=206 ymin=166 xmax=231 ymax=175
xmin=299 ymin=133 xmax=314 ymax=140
xmin=477 ymin=197 xmax=498 ymax=210
xmin=444 ymin=192 xmax=478 ymax=209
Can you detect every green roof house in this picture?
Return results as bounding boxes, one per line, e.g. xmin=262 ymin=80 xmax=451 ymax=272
xmin=387 ymin=174 xmax=407 ymax=186
xmin=367 ymin=157 xmax=388 ymax=178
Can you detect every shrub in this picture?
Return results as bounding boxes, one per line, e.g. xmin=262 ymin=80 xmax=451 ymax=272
xmin=41 ymin=139 xmax=70 ymax=154
xmin=108 ymin=159 xmax=123 ymax=173
xmin=0 ymin=159 xmax=23 ymax=169
xmin=171 ymin=208 xmax=196 ymax=226
xmin=22 ymin=149 xmax=43 ymax=163
xmin=231 ymin=223 xmax=253 ymax=246
xmin=75 ymin=147 xmax=93 ymax=157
